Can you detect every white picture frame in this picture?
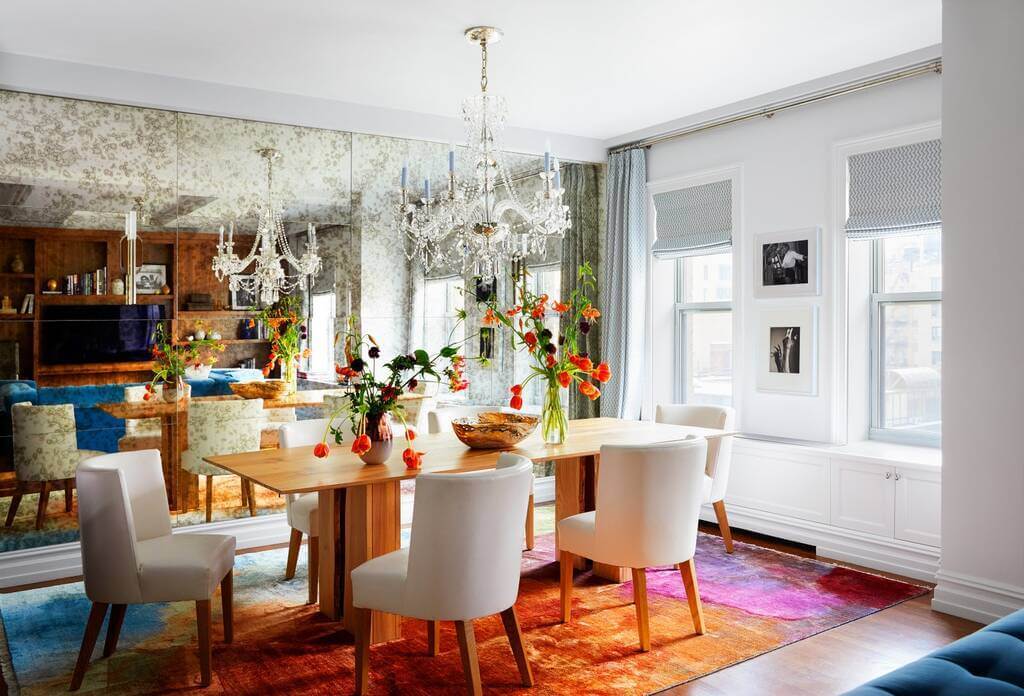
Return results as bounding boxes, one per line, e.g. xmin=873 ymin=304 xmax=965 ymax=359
xmin=757 ymin=305 xmax=817 ymax=395
xmin=230 ymin=275 xmax=258 ymax=310
xmin=753 ymin=227 xmax=821 ymax=298
xmin=135 ymin=264 xmax=167 ymax=295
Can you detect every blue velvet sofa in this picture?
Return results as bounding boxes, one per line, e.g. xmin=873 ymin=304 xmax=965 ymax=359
xmin=845 ymin=608 xmax=1024 ymax=695
xmin=0 ymin=369 xmax=263 ymax=454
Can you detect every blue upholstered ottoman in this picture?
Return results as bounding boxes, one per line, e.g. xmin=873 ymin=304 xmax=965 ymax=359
xmin=845 ymin=608 xmax=1024 ymax=695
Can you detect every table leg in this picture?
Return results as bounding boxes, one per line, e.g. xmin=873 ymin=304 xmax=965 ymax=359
xmin=590 ymin=454 xmax=629 ymax=583
xmin=160 ymin=415 xmax=177 ymax=509
xmin=343 ymin=481 xmax=402 ymax=645
xmin=555 ymin=456 xmax=592 ymax=571
xmin=317 ymin=488 xmax=345 ymax=620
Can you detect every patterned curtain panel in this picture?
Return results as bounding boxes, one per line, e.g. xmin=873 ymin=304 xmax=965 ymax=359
xmin=846 ymin=139 xmax=942 ymax=239
xmin=600 ymin=148 xmax=648 ymax=420
xmin=560 ymin=163 xmax=602 ymax=419
xmin=652 ymin=179 xmax=732 ymax=258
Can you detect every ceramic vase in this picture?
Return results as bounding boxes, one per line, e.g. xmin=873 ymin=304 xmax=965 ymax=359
xmin=359 ymin=413 xmax=394 ymax=465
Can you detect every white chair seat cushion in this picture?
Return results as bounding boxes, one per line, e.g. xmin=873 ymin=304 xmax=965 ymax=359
xmin=288 ymin=493 xmax=318 ymax=536
xmin=558 ymin=511 xmax=600 ymax=562
xmin=351 ymin=548 xmax=409 ymax=617
xmin=136 ymin=533 xmax=236 ymax=602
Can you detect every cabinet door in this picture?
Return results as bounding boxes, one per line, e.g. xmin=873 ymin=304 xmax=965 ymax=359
xmin=728 ymin=442 xmax=829 ymax=523
xmin=894 ymin=468 xmax=941 ymax=546
xmin=830 ymin=458 xmax=894 ymax=537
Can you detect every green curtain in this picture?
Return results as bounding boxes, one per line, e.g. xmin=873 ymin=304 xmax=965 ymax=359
xmin=560 ymin=163 xmax=602 ymax=420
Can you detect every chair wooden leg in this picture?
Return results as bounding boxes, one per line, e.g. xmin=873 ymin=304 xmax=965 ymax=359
xmin=221 ymin=571 xmax=234 ymax=644
xmin=102 ymin=604 xmax=127 ymax=657
xmin=196 ymin=599 xmax=212 ymax=686
xmin=284 ymin=528 xmax=302 ymax=580
xmin=631 ymin=568 xmax=651 ymax=652
xmin=307 ymin=536 xmax=319 ymax=605
xmin=354 ymin=607 xmax=371 ymax=695
xmin=678 ymin=558 xmax=706 ymax=635
xmin=246 ymin=480 xmax=256 ymax=517
xmin=64 ymin=479 xmax=74 ymax=513
xmin=712 ymin=500 xmax=735 ymax=553
xmin=239 ymin=477 xmax=248 ymax=507
xmin=559 ymin=550 xmax=574 ymax=623
xmin=70 ymin=601 xmax=108 ymax=691
xmin=499 ymin=606 xmax=534 ymax=687
xmin=454 ymin=620 xmax=482 ymax=696
xmin=427 ymin=620 xmax=441 ymax=656
xmin=35 ymin=481 xmax=50 ymax=530
xmin=524 ymin=493 xmax=535 ymax=551
xmin=4 ymin=486 xmax=22 ymax=527
xmin=205 ymin=476 xmax=214 ymax=524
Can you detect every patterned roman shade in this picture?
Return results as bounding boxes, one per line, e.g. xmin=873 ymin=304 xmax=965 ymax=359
xmin=846 ymin=139 xmax=941 ymax=239
xmin=651 ymin=180 xmax=732 ymax=258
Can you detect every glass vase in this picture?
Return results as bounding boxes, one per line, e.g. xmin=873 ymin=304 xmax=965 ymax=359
xmin=283 ymin=358 xmax=298 ymax=395
xmin=541 ymin=381 xmax=568 ymax=445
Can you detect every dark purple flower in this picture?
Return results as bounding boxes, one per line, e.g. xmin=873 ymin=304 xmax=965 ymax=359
xmin=545 ymin=343 xmax=557 ymax=354
xmin=579 ymin=320 xmax=592 ymax=335
xmin=350 ymin=358 xmax=365 ymax=373
xmin=368 ymin=346 xmax=381 ymax=359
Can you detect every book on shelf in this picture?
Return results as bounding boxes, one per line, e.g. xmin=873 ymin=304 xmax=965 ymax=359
xmin=19 ymin=294 xmax=34 ymax=314
xmin=61 ymin=266 xmax=107 ymax=296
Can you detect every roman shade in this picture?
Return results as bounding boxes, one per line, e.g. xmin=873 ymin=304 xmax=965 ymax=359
xmin=846 ymin=139 xmax=941 ymax=239
xmin=652 ymin=180 xmax=732 ymax=258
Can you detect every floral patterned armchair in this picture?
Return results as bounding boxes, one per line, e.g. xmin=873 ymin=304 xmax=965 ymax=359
xmin=180 ymin=399 xmax=265 ymax=523
xmin=7 ymin=403 xmax=104 ymax=529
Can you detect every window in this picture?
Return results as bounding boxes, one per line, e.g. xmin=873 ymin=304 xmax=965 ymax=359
xmin=524 ymin=264 xmax=562 ymax=406
xmin=308 ymin=293 xmax=336 ymax=377
xmin=871 ymin=231 xmax=942 ymax=445
xmin=676 ymin=253 xmax=732 ymax=406
xmin=423 ymin=275 xmax=465 ymax=396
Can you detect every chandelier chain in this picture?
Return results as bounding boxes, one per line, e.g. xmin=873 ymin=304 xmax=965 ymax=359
xmin=480 ymin=39 xmax=488 ymax=93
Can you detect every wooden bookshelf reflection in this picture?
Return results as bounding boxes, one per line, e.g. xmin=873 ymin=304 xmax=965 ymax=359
xmin=37 ymin=294 xmax=175 ymax=305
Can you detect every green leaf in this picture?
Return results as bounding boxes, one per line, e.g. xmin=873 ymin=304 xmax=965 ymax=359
xmin=439 ymin=346 xmax=458 ymax=358
xmin=414 ymin=349 xmax=430 ymax=366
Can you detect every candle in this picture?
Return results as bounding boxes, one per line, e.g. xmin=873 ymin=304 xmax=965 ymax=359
xmin=544 ymin=139 xmax=552 ymax=172
xmin=219 ymin=224 xmax=224 ymax=246
xmin=307 ymin=222 xmax=314 ymax=244
xmin=228 ymin=221 xmax=234 ymax=245
xmin=424 ymin=178 xmax=431 ymax=201
xmin=554 ymin=169 xmax=561 ymax=190
xmin=401 ymin=163 xmax=408 ymax=189
xmin=448 ymin=147 xmax=455 ymax=173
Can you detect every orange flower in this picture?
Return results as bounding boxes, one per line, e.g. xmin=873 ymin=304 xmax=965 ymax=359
xmin=591 ymin=362 xmax=612 ymax=383
xmin=578 ymin=381 xmax=600 ymax=400
xmin=406 ymin=427 xmax=417 ymax=441
xmin=351 ymin=434 xmax=372 ymax=456
xmin=581 ymin=304 xmax=601 ymax=320
xmin=552 ymin=300 xmax=570 ymax=313
xmin=483 ymin=308 xmax=498 ymax=326
xmin=570 ymin=354 xmax=594 ymax=372
xmin=509 ymin=394 xmax=524 ymax=410
xmin=505 ymin=306 xmax=521 ymax=317
xmin=523 ymin=332 xmax=538 ymax=350
xmin=530 ymin=304 xmax=545 ymax=319
xmin=302 ymin=348 xmax=312 ymax=359
xmin=557 ymin=371 xmax=571 ymax=388
xmin=510 ymin=384 xmax=523 ymax=396
xmin=545 ymin=354 xmax=557 ymax=368
xmin=247 ymin=319 xmax=256 ymax=328
xmin=142 ymin=392 xmax=151 ymax=401
xmin=402 ymin=448 xmax=425 ymax=469
xmin=313 ymin=442 xmax=330 ymax=458
xmin=262 ymin=365 xmax=272 ymax=377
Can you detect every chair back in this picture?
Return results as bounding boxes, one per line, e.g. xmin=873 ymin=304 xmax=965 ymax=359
xmin=426 ymin=405 xmax=495 ymax=434
xmin=279 ymin=417 xmax=331 ymax=509
xmin=595 ymin=439 xmax=708 ymax=568
xmin=77 ymin=450 xmax=172 ymax=604
xmin=655 ymin=403 xmax=735 ymax=503
xmin=404 ymin=457 xmax=533 ymax=621
xmin=11 ymin=403 xmax=79 ymax=482
xmin=182 ymin=399 xmax=263 ymax=476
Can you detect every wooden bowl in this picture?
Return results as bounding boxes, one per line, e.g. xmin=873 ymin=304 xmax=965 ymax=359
xmin=229 ymin=380 xmax=290 ymax=401
xmin=451 ymin=412 xmax=539 ymax=449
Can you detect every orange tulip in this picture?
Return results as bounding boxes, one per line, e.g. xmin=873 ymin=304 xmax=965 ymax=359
xmin=591 ymin=362 xmax=612 ymax=383
xmin=406 ymin=427 xmax=417 ymax=441
xmin=510 ymin=384 xmax=523 ymax=396
xmin=402 ymin=448 xmax=424 ymax=469
xmin=313 ymin=442 xmax=330 ymax=458
xmin=351 ymin=434 xmax=372 ymax=456
xmin=545 ymin=354 xmax=557 ymax=368
xmin=509 ymin=394 xmax=524 ymax=410
xmin=552 ymin=300 xmax=570 ymax=313
xmin=581 ymin=304 xmax=601 ymax=320
xmin=578 ymin=381 xmax=600 ymax=400
xmin=557 ymin=371 xmax=571 ymax=388
xmin=523 ymin=332 xmax=538 ymax=350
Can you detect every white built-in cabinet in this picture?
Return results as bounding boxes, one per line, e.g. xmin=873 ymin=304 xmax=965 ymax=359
xmin=718 ymin=439 xmax=941 ymax=580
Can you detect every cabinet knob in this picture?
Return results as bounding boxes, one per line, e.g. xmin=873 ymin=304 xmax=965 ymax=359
xmin=894 ymin=472 xmax=902 ymax=481
xmin=885 ymin=471 xmax=892 ymax=479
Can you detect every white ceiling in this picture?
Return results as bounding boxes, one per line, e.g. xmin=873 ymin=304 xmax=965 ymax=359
xmin=0 ymin=0 xmax=941 ymax=141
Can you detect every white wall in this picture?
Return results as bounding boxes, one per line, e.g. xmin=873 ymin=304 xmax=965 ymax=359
xmin=933 ymin=0 xmax=1024 ymax=623
xmin=645 ymin=70 xmax=941 ymax=443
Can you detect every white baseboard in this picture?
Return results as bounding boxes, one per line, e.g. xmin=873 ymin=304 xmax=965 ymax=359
xmin=0 ymin=513 xmax=294 ymax=589
xmin=534 ymin=475 xmax=554 ymax=504
xmin=704 ymin=502 xmax=942 ymax=583
xmin=932 ymin=570 xmax=1024 ymax=624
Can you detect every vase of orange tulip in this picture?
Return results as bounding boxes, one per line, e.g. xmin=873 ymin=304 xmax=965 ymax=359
xmin=253 ymin=296 xmax=308 ymax=395
xmin=483 ymin=262 xmax=611 ymax=445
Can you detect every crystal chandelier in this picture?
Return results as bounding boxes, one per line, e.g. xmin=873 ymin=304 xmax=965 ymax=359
xmin=397 ymin=26 xmax=571 ymax=280
xmin=212 ymin=148 xmax=322 ymax=305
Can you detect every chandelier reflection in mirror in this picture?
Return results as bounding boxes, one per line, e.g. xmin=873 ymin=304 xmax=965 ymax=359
xmin=397 ymin=26 xmax=571 ymax=280
xmin=211 ymin=148 xmax=322 ymax=305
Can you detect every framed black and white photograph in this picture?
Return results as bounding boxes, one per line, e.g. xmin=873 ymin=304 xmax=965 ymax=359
xmin=479 ymin=326 xmax=494 ymax=360
xmin=473 ymin=275 xmax=496 ymax=303
xmin=757 ymin=306 xmax=817 ymax=394
xmin=230 ymin=275 xmax=258 ymax=310
xmin=753 ymin=227 xmax=820 ymax=298
xmin=135 ymin=264 xmax=167 ymax=295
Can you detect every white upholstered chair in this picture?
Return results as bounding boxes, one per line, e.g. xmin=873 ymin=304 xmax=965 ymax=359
xmin=278 ymin=418 xmax=329 ymax=604
xmin=72 ymin=450 xmax=235 ymax=690
xmin=180 ymin=399 xmax=265 ymax=523
xmin=655 ymin=404 xmax=737 ymax=552
xmin=427 ymin=409 xmax=536 ymax=550
xmin=350 ymin=457 xmax=535 ymax=695
xmin=559 ymin=440 xmax=709 ymax=652
xmin=7 ymin=403 xmax=104 ymax=530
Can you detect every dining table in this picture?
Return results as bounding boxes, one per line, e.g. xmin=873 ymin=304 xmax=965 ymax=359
xmin=205 ymin=416 xmax=734 ymax=645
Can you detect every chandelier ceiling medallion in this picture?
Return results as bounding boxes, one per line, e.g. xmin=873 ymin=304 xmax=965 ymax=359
xmin=212 ymin=148 xmax=321 ymax=305
xmin=397 ymin=26 xmax=572 ymax=280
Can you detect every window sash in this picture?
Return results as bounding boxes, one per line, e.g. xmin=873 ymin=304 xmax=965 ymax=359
xmin=674 ymin=257 xmax=733 ymax=405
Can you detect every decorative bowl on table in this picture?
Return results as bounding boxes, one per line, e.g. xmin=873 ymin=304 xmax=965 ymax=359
xmin=229 ymin=379 xmax=290 ymax=401
xmin=451 ymin=412 xmax=539 ymax=449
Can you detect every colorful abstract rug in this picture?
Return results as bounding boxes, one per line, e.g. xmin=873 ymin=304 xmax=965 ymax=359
xmin=0 ymin=511 xmax=926 ymax=694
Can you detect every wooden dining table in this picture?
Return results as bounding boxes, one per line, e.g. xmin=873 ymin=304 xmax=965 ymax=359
xmin=205 ymin=416 xmax=733 ymax=645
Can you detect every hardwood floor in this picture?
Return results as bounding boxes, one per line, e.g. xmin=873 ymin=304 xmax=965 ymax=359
xmin=660 ymin=522 xmax=981 ymax=695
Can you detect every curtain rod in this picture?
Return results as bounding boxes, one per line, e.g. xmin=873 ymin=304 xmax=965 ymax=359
xmin=608 ymin=58 xmax=942 ymax=155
